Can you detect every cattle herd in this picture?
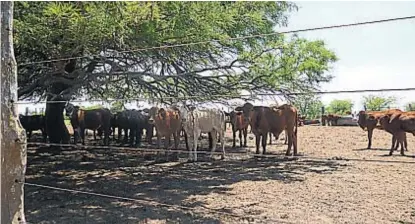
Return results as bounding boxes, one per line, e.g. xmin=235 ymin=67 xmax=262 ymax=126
xmin=19 ymin=102 xmax=415 ymax=161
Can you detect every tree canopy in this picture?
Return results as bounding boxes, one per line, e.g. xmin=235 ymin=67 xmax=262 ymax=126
xmin=15 ymin=2 xmax=338 ymax=105
xmin=326 ymin=99 xmax=353 ymax=115
xmin=362 ymin=95 xmax=396 ymax=111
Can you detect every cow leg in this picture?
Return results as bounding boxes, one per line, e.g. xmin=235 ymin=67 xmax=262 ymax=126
xmin=293 ymin=130 xmax=298 ymax=156
xmin=239 ymin=130 xmax=243 ymax=148
xmin=93 ymin=130 xmax=97 ymax=141
xmin=255 ymin=134 xmax=261 ymax=154
xmin=243 ymin=128 xmax=248 ymax=147
xmin=165 ymin=133 xmax=171 ymax=149
xmin=397 ymin=132 xmax=406 ymax=156
xmin=135 ymin=129 xmax=141 ymax=147
xmin=389 ymin=133 xmax=400 ymax=156
xmin=173 ymin=130 xmax=180 ymax=150
xmin=404 ymin=133 xmax=408 ymax=151
xmin=80 ymin=128 xmax=86 ymax=145
xmin=117 ymin=128 xmax=122 ymax=142
xmin=262 ymin=133 xmax=268 ymax=154
xmin=219 ymin=130 xmax=226 ymax=160
xmin=232 ymin=128 xmax=236 ymax=148
xmin=391 ymin=135 xmax=397 ymax=151
xmin=209 ymin=130 xmax=218 ymax=159
xmin=192 ymin=129 xmax=201 ymax=162
xmin=41 ymin=128 xmax=47 ymax=143
xmin=284 ymin=130 xmax=288 ymax=145
xmin=183 ymin=129 xmax=189 ymax=151
xmin=122 ymin=128 xmax=128 ymax=145
xmin=367 ymin=128 xmax=373 ymax=149
xmin=157 ymin=133 xmax=161 ymax=149
xmin=268 ymin=132 xmax=272 ymax=145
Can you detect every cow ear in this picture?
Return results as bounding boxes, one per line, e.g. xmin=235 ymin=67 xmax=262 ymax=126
xmin=235 ymin=111 xmax=242 ymax=115
xmin=158 ymin=108 xmax=167 ymax=119
xmin=234 ymin=106 xmax=242 ymax=111
xmin=189 ymin=106 xmax=196 ymax=111
xmin=142 ymin=108 xmax=150 ymax=113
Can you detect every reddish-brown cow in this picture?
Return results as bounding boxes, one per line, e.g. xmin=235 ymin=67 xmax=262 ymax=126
xmin=148 ymin=106 xmax=182 ymax=150
xmin=225 ymin=110 xmax=249 ymax=148
xmin=357 ymin=109 xmax=402 ymax=149
xmin=236 ymin=103 xmax=298 ymax=156
xmin=378 ymin=111 xmax=415 ymax=155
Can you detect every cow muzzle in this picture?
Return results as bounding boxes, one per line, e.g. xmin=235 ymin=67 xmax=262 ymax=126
xmin=148 ymin=118 xmax=155 ymax=124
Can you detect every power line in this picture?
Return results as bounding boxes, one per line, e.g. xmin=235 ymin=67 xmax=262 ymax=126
xmin=19 ymin=15 xmax=415 ymax=67
xmin=15 ymin=87 xmax=415 ymax=105
xmin=24 ymin=182 xmax=292 ymax=223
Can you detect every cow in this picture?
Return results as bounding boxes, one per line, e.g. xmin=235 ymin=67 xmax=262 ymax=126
xmin=378 ymin=112 xmax=408 ymax=155
xmin=115 ymin=109 xmax=148 ymax=147
xmin=65 ymin=103 xmax=112 ymax=145
xmin=148 ymin=106 xmax=183 ymax=150
xmin=19 ymin=114 xmax=47 ymax=142
xmin=357 ymin=109 xmax=402 ymax=149
xmin=177 ymin=105 xmax=226 ymax=162
xmin=225 ymin=110 xmax=249 ymax=148
xmin=236 ymin=103 xmax=298 ymax=156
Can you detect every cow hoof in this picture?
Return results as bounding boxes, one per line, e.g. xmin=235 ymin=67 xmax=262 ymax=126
xmin=400 ymin=153 xmax=405 ymax=156
xmin=388 ymin=152 xmax=393 ymax=156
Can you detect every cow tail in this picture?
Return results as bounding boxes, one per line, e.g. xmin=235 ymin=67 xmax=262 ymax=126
xmin=294 ymin=110 xmax=298 ymax=138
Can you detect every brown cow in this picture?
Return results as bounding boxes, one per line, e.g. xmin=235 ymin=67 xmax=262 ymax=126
xmin=357 ymin=109 xmax=402 ymax=149
xmin=148 ymin=106 xmax=182 ymax=150
xmin=65 ymin=103 xmax=112 ymax=145
xmin=378 ymin=112 xmax=408 ymax=155
xmin=236 ymin=103 xmax=298 ymax=156
xmin=225 ymin=110 xmax=249 ymax=148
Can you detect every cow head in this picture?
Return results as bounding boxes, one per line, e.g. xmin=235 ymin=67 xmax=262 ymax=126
xmin=65 ymin=103 xmax=79 ymax=117
xmin=148 ymin=107 xmax=159 ymax=125
xmin=235 ymin=102 xmax=254 ymax=122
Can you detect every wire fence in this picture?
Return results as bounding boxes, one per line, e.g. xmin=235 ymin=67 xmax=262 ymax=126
xmin=15 ymin=87 xmax=415 ymax=105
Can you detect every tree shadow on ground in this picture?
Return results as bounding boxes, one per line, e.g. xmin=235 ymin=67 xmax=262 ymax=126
xmin=25 ymin=139 xmax=346 ymax=224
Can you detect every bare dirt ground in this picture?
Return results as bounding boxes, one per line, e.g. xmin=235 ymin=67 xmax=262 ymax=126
xmin=24 ymin=126 xmax=415 ymax=224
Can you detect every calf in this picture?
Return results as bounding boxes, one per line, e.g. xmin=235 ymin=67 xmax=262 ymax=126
xmin=19 ymin=114 xmax=47 ymax=142
xmin=177 ymin=105 xmax=226 ymax=162
xmin=236 ymin=103 xmax=298 ymax=156
xmin=65 ymin=103 xmax=112 ymax=145
xmin=357 ymin=109 xmax=402 ymax=149
xmin=148 ymin=106 xmax=182 ymax=150
xmin=225 ymin=110 xmax=249 ymax=148
xmin=379 ymin=111 xmax=415 ymax=155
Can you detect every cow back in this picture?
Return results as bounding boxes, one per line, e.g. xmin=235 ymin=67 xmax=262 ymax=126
xmin=190 ymin=109 xmax=226 ymax=133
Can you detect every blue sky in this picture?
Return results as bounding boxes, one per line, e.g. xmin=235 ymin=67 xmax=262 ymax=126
xmin=18 ymin=1 xmax=415 ymax=113
xmin=282 ymin=1 xmax=415 ymax=111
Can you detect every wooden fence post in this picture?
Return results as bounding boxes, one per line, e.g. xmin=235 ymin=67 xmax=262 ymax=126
xmin=1 ymin=2 xmax=27 ymax=223
xmin=321 ymin=106 xmax=325 ymax=126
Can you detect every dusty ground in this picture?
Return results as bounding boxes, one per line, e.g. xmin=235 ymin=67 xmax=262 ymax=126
xmin=24 ymin=125 xmax=415 ymax=224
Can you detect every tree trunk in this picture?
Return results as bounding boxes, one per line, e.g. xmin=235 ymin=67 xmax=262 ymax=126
xmin=1 ymin=2 xmax=27 ymax=223
xmin=45 ymin=83 xmax=70 ymax=145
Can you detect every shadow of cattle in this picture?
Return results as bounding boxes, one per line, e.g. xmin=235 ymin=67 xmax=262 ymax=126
xmin=25 ymin=144 xmax=346 ymax=224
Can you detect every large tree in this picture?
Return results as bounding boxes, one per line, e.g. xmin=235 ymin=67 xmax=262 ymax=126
xmin=14 ymin=2 xmax=337 ymax=143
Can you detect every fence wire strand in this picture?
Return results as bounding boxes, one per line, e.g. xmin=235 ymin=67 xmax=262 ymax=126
xmin=19 ymin=15 xmax=415 ymax=67
xmin=15 ymin=87 xmax=415 ymax=105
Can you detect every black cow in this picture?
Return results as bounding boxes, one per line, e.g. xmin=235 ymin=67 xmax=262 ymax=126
xmin=65 ymin=103 xmax=112 ymax=145
xmin=19 ymin=114 xmax=47 ymax=142
xmin=116 ymin=109 xmax=149 ymax=147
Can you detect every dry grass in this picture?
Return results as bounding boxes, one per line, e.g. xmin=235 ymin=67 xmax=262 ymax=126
xmin=24 ymin=126 xmax=415 ymax=224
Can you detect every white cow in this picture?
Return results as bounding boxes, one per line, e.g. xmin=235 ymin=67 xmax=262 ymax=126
xmin=176 ymin=105 xmax=226 ymax=161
